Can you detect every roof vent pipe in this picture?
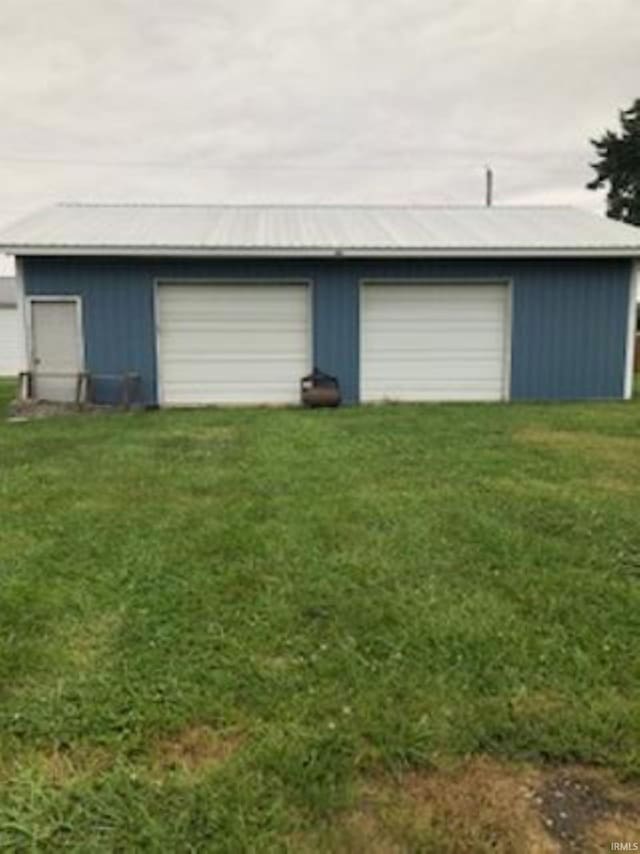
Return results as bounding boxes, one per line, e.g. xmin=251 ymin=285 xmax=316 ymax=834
xmin=485 ymin=165 xmax=494 ymax=207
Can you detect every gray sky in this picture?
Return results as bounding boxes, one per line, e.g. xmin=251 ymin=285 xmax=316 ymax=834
xmin=0 ymin=0 xmax=639 ymax=238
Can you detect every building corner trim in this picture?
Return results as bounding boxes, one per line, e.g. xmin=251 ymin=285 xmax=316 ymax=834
xmin=624 ymin=259 xmax=638 ymax=400
xmin=14 ymin=257 xmax=29 ymax=372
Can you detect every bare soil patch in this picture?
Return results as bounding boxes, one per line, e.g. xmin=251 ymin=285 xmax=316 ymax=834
xmin=311 ymin=757 xmax=640 ymax=853
xmin=7 ymin=398 xmax=135 ymax=420
xmin=34 ymin=745 xmax=114 ymax=787
xmin=537 ymin=768 xmax=640 ymax=851
xmin=391 ymin=757 xmax=553 ymax=853
xmin=149 ymin=725 xmax=244 ymax=777
xmin=1 ymin=726 xmax=244 ymax=788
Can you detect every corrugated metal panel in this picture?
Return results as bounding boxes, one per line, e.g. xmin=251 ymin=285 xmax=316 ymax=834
xmin=313 ymin=263 xmax=359 ymax=404
xmin=510 ymin=259 xmax=630 ymax=399
xmin=22 ymin=256 xmax=632 ymax=405
xmin=23 ymin=257 xmax=157 ymax=404
xmin=6 ymin=204 xmax=640 ymax=255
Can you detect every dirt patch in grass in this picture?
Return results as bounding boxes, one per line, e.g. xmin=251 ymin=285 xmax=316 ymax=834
xmin=392 ymin=757 xmax=553 ymax=853
xmin=591 ymin=814 xmax=640 ymax=851
xmin=537 ymin=769 xmax=640 ymax=851
xmin=149 ymin=725 xmax=244 ymax=777
xmin=33 ymin=745 xmax=114 ymax=787
xmin=7 ymin=399 xmax=122 ymax=420
xmin=2 ymin=726 xmax=244 ymax=788
xmin=310 ymin=757 xmax=640 ymax=853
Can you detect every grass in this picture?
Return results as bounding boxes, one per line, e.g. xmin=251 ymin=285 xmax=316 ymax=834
xmin=0 ymin=380 xmax=640 ymax=850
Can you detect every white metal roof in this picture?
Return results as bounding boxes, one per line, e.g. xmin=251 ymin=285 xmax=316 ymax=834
xmin=0 ymin=203 xmax=639 ymax=258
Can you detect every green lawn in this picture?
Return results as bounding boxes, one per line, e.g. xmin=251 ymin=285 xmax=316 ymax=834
xmin=1 ymin=380 xmax=640 ymax=850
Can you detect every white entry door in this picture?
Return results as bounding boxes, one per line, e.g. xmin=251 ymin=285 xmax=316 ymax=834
xmin=30 ymin=299 xmax=83 ymax=402
xmin=157 ymin=283 xmax=310 ymax=405
xmin=361 ymin=283 xmax=509 ymax=402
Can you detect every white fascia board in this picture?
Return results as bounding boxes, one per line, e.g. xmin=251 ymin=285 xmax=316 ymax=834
xmin=14 ymin=257 xmax=28 ymax=372
xmin=3 ymin=246 xmax=640 ymax=259
xmin=624 ymin=259 xmax=639 ymax=399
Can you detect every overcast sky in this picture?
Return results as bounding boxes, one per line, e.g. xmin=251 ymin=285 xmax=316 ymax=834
xmin=0 ymin=0 xmax=639 ymax=241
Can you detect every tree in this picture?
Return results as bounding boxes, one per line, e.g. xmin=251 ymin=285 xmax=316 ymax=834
xmin=587 ymin=99 xmax=640 ymax=226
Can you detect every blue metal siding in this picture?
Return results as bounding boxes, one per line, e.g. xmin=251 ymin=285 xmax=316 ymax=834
xmin=23 ymin=257 xmax=156 ymax=404
xmin=312 ymin=264 xmax=359 ymax=404
xmin=509 ymin=260 xmax=630 ymax=399
xmin=22 ymin=256 xmax=633 ymax=405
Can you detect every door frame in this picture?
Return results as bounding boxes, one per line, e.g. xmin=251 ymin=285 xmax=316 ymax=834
xmin=25 ymin=295 xmax=85 ymax=375
xmin=358 ymin=278 xmax=513 ymax=403
xmin=153 ymin=278 xmax=314 ymax=407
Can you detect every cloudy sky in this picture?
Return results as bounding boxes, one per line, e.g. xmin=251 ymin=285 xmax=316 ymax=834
xmin=0 ymin=0 xmax=638 ymax=237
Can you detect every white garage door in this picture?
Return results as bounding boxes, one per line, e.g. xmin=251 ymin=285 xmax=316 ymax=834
xmin=0 ymin=306 xmax=21 ymax=376
xmin=361 ymin=283 xmax=509 ymax=402
xmin=157 ymin=282 xmax=310 ymax=405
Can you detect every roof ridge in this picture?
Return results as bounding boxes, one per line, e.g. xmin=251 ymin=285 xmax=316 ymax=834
xmin=56 ymin=202 xmax=580 ymax=211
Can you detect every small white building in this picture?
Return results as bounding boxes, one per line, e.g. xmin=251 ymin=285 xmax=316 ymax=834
xmin=0 ymin=255 xmax=20 ymax=376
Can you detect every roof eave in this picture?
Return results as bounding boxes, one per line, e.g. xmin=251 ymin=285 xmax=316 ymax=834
xmin=2 ymin=245 xmax=640 ymax=259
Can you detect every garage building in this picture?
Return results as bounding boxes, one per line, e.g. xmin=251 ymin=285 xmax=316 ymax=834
xmin=0 ymin=203 xmax=638 ymax=405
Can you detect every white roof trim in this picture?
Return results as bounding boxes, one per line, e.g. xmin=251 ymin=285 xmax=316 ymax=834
xmin=4 ymin=245 xmax=639 ymax=259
